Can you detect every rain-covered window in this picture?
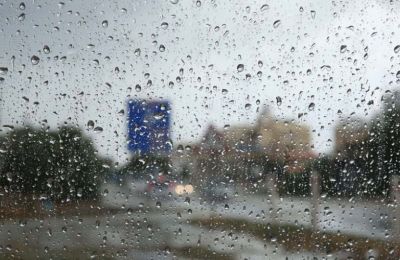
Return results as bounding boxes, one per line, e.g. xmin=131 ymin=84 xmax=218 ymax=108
xmin=1 ymin=0 xmax=400 ymax=258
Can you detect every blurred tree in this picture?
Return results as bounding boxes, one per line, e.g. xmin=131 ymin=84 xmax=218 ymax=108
xmin=362 ymin=118 xmax=388 ymax=197
xmin=313 ymin=156 xmax=336 ymax=196
xmin=330 ymin=119 xmax=390 ymax=198
xmin=328 ymin=90 xmax=400 ymax=198
xmin=180 ymin=164 xmax=191 ymax=182
xmin=375 ymin=90 xmax=400 ymax=196
xmin=0 ymin=125 xmax=109 ymax=201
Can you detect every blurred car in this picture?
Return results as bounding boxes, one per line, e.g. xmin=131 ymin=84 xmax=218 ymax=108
xmin=146 ymin=175 xmax=196 ymax=200
xmin=200 ymin=183 xmax=236 ymax=203
xmin=146 ymin=179 xmax=175 ymax=200
xmin=173 ymin=183 xmax=194 ymax=195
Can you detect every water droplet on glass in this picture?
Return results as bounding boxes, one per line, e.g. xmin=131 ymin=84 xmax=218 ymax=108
xmin=260 ymin=4 xmax=269 ymax=12
xmin=276 ymin=96 xmax=282 ymax=106
xmin=308 ymin=102 xmax=315 ymax=111
xmin=87 ymin=120 xmax=95 ymax=129
xmin=31 ymin=55 xmax=40 ymax=65
xmin=320 ymin=65 xmax=331 ymax=70
xmin=19 ymin=2 xmax=25 ymax=10
xmin=161 ymin=22 xmax=169 ymax=29
xmin=170 ymin=0 xmax=179 ymax=4
xmin=94 ymin=126 xmax=103 ymax=133
xmin=18 ymin=13 xmax=25 ymax=21
xmin=196 ymin=0 xmax=201 ymax=7
xmin=159 ymin=44 xmax=166 ymax=52
xmin=245 ymin=103 xmax=251 ymax=110
xmin=273 ymin=20 xmax=281 ymax=28
xmin=102 ymin=20 xmax=108 ymax=28
xmin=340 ymin=45 xmax=347 ymax=53
xmin=43 ymin=45 xmax=50 ymax=54
xmin=0 ymin=67 xmax=8 ymax=75
xmin=135 ymin=84 xmax=141 ymax=92
xmin=237 ymin=64 xmax=244 ymax=72
xmin=184 ymin=196 xmax=190 ymax=204
xmin=394 ymin=45 xmax=400 ymax=53
xmin=310 ymin=10 xmax=316 ymax=19
xmin=155 ymin=113 xmax=166 ymax=120
xmin=396 ymin=71 xmax=400 ymax=78
xmin=156 ymin=201 xmax=161 ymax=208
xmin=134 ymin=48 xmax=141 ymax=57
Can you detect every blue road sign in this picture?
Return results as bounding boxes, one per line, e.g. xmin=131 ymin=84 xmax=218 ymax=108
xmin=127 ymin=100 xmax=171 ymax=156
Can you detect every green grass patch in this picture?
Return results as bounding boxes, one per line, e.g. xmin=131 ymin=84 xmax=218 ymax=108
xmin=190 ymin=216 xmax=400 ymax=259
xmin=173 ymin=246 xmax=234 ymax=260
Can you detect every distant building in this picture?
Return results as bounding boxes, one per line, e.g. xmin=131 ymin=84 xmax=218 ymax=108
xmin=333 ymin=119 xmax=371 ymax=195
xmin=171 ymin=125 xmax=227 ymax=185
xmin=255 ymin=109 xmax=314 ymax=173
xmin=170 ymin=143 xmax=196 ymax=182
xmin=334 ymin=119 xmax=368 ymax=160
xmin=223 ymin=126 xmax=259 ymax=154
xmin=182 ymin=108 xmax=315 ymax=183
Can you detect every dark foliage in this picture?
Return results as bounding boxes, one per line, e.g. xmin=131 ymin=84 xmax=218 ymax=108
xmin=0 ymin=126 xmax=109 ymax=201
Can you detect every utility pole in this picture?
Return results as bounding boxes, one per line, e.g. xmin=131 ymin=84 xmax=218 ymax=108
xmin=267 ymin=171 xmax=279 ymax=221
xmin=310 ymin=170 xmax=320 ymax=230
xmin=391 ymin=175 xmax=400 ymax=241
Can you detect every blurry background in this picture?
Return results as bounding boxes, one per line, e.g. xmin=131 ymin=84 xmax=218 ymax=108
xmin=1 ymin=0 xmax=400 ymax=163
xmin=1 ymin=0 xmax=400 ymax=259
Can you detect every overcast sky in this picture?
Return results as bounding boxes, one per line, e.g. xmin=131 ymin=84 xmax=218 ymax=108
xmin=1 ymin=0 xmax=400 ymax=163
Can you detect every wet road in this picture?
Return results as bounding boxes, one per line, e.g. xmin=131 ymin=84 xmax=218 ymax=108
xmin=103 ymin=182 xmax=393 ymax=239
xmin=0 ymin=183 xmax=394 ymax=259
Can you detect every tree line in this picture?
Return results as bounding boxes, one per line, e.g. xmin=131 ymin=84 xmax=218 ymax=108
xmin=291 ymin=91 xmax=400 ymax=198
xmin=0 ymin=125 xmax=111 ymax=201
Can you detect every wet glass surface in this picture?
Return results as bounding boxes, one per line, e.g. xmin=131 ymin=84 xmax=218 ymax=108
xmin=1 ymin=0 xmax=400 ymax=259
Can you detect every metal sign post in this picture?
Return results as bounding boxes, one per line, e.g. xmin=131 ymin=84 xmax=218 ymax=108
xmin=310 ymin=170 xmax=320 ymax=230
xmin=266 ymin=172 xmax=278 ymax=221
xmin=391 ymin=175 xmax=400 ymax=241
